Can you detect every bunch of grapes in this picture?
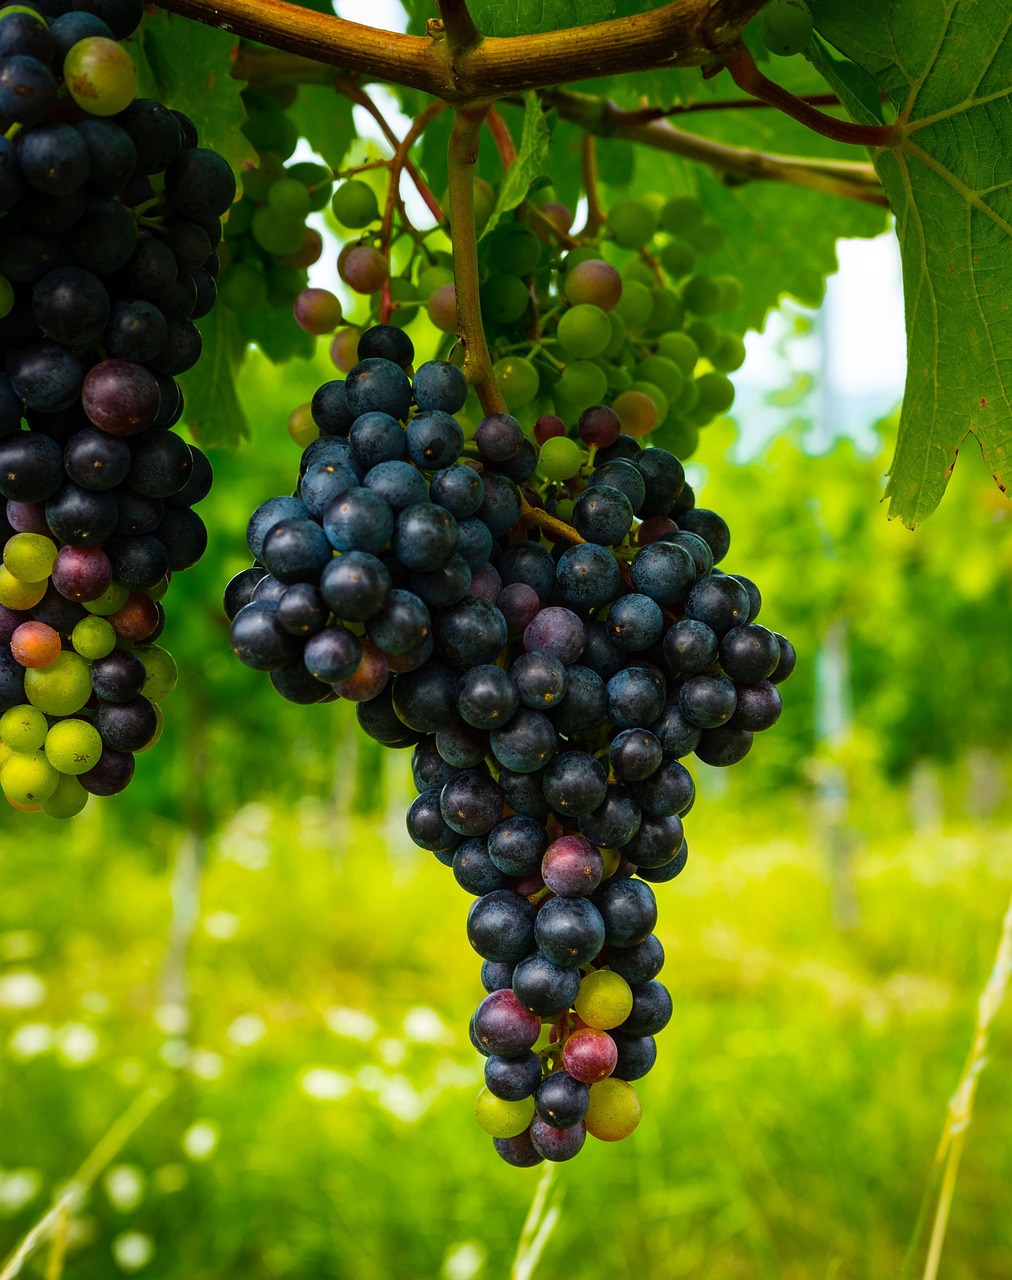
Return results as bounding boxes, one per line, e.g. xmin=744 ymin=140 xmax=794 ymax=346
xmin=217 ymin=86 xmax=333 ymax=362
xmin=0 ymin=0 xmax=234 ymax=815
xmin=227 ymin=323 xmax=795 ymax=1165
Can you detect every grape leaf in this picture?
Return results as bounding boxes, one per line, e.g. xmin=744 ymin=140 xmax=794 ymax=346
xmin=129 ymin=11 xmax=255 ymax=180
xmin=481 ymin=92 xmax=551 ymax=237
xmin=809 ymin=0 xmax=1012 ymax=525
xmin=287 ymin=85 xmax=356 ymax=173
xmin=180 ymin=310 xmax=249 ymax=448
xmin=466 ymin=0 xmax=615 ymax=37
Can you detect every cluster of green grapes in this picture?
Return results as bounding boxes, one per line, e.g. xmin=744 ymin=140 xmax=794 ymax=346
xmin=454 ymin=194 xmax=746 ymax=461
xmin=217 ymin=88 xmax=333 ymax=362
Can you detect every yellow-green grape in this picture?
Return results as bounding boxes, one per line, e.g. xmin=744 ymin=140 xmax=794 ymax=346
xmin=136 ymin=703 xmax=164 ymax=754
xmin=554 ymin=497 xmax=574 ymax=522
xmin=288 ymin=403 xmax=318 ymax=448
xmin=473 ymin=177 xmax=495 ymax=231
xmin=612 ymin=389 xmax=659 ymax=438
xmin=557 ymin=360 xmax=607 ymax=412
xmin=386 ymin=277 xmax=420 ymax=329
xmin=0 ymin=740 xmax=11 ymax=771
xmin=711 ymin=332 xmax=747 ymax=373
xmin=613 ymin=280 xmax=652 ymax=330
xmin=71 ymin=615 xmax=116 ymax=661
xmin=0 ymin=704 xmax=49 ymax=753
xmin=694 ymin=370 xmax=736 ymax=417
xmin=600 ymin=846 xmax=621 ymax=878
xmin=474 ymin=1087 xmax=535 ymax=1138
xmin=628 ymin=380 xmax=668 ymax=422
xmin=41 ymin=773 xmax=89 ymax=819
xmin=24 ymin=652 xmax=92 ymax=717
xmin=685 ymin=221 xmax=723 ymax=255
xmin=712 ymin=275 xmax=744 ymax=311
xmin=659 ymin=415 xmax=699 ymax=459
xmin=487 ymin=223 xmax=543 ymax=277
xmin=2 ymin=532 xmax=56 ymax=583
xmin=63 ymin=36 xmax=137 ymax=116
xmin=287 ymin=160 xmax=333 ymax=212
xmin=635 ymin=355 xmax=684 ymax=404
xmin=681 ymin=275 xmax=721 ymax=317
xmin=416 ymin=265 xmax=454 ymax=300
xmin=659 ymin=238 xmax=696 ymax=278
xmin=604 ymin=312 xmax=626 ymax=358
xmin=44 ymin=719 xmax=102 ymax=775
xmin=83 ymin=581 xmax=129 ymax=617
xmin=0 ymin=567 xmax=47 ymax=610
xmin=656 ymin=331 xmax=699 ymax=376
xmin=584 ymin=1078 xmax=642 ymax=1142
xmin=267 ymin=177 xmax=311 ymax=223
xmin=0 ymin=273 xmax=14 ymax=320
xmin=145 ymin=577 xmax=170 ymax=604
xmin=623 ymin=259 xmax=656 ymax=288
xmin=538 ymin=436 xmax=585 ymax=481
xmin=1 ymin=750 xmax=59 ymax=804
xmin=645 ymin=288 xmax=683 ymax=333
xmin=605 ymin=362 xmax=633 ymax=394
xmin=607 ymin=198 xmax=658 ymax=250
xmin=760 ymin=0 xmax=813 ymax=56
xmin=574 ymin=969 xmax=634 ymax=1030
xmin=136 ymin=645 xmax=178 ymax=702
xmin=251 ymin=206 xmax=303 ymax=256
xmin=675 ymin=378 xmax=699 ymax=414
xmin=493 ymin=356 xmax=539 ymax=410
xmin=660 ymin=195 xmax=704 ymax=237
xmin=331 ymin=179 xmax=381 ymax=229
xmin=686 ymin=319 xmax=719 ymax=360
xmin=557 ymin=304 xmax=612 ymax=359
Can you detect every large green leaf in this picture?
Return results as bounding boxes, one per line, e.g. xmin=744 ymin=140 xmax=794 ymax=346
xmin=286 ymin=84 xmax=356 ymax=172
xmin=400 ymin=0 xmax=615 ymax=36
xmin=810 ymin=0 xmax=1012 ymax=525
xmin=179 ymin=310 xmax=249 ymax=447
xmin=480 ymin=92 xmax=551 ymax=237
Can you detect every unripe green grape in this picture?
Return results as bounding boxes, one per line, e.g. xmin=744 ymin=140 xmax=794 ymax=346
xmin=286 ymin=161 xmax=333 ymax=211
xmin=267 ymin=177 xmax=311 ymax=223
xmin=554 ymin=496 xmax=574 ymax=522
xmin=494 ymin=356 xmax=539 ymax=410
xmin=288 ymin=403 xmax=317 ymax=447
xmin=659 ymin=238 xmax=696 ymax=278
xmin=760 ymin=0 xmax=813 ymax=56
xmin=659 ymin=414 xmax=699 ymax=459
xmin=0 ymin=6 xmax=47 ymax=22
xmin=645 ymin=288 xmax=683 ymax=333
xmin=426 ymin=282 xmax=457 ymax=333
xmin=563 ymin=246 xmax=601 ymax=274
xmin=473 ymin=177 xmax=495 ymax=230
xmin=0 ymin=274 xmax=13 ymax=321
xmin=711 ymin=332 xmax=747 ymax=373
xmin=681 ymin=275 xmax=722 ymax=316
xmin=557 ymin=303 xmax=612 ymax=359
xmin=242 ymin=93 xmax=297 ymax=158
xmin=623 ymin=259 xmax=656 ymax=288
xmin=603 ymin=312 xmax=626 ymax=359
xmin=694 ymin=370 xmax=736 ymax=416
xmin=0 ymin=704 xmax=48 ymax=753
xmin=685 ymin=220 xmax=723 ymax=255
xmin=538 ymin=436 xmax=585 ymax=481
xmin=64 ymin=36 xmax=137 ymax=116
xmin=71 ymin=615 xmax=116 ymax=660
xmin=144 ymin=578 xmax=170 ymax=604
xmin=1 ymin=750 xmax=59 ymax=805
xmin=480 ymin=273 xmax=529 ymax=325
xmin=608 ymin=198 xmax=658 ymax=249
xmin=417 ymin=265 xmax=453 ymax=300
xmin=713 ymin=275 xmax=744 ymax=311
xmin=613 ymin=279 xmax=653 ymax=329
xmin=136 ymin=646 xmax=178 ymax=702
xmin=3 ymin=532 xmax=56 ymax=582
xmin=339 ymin=245 xmax=389 ymax=295
xmin=564 ymin=259 xmax=622 ymax=311
xmin=385 ymin=277 xmax=420 ymax=329
xmin=83 ymin=581 xmax=129 ymax=617
xmin=675 ymin=377 xmax=700 ymax=414
xmin=474 ymin=1088 xmax=535 ymax=1138
xmin=331 ymin=179 xmax=380 ymax=229
xmin=660 ymin=194 xmax=704 ymax=236
xmin=251 ymin=206 xmax=304 ymax=256
xmin=613 ymin=389 xmax=659 ymax=438
xmin=25 ymin=653 xmax=93 ymax=717
xmin=219 ymin=262 xmax=268 ymax=312
xmin=487 ymin=223 xmax=542 ymax=276
xmin=657 ymin=331 xmax=700 ymax=375
xmin=558 ymin=360 xmax=608 ymax=411
xmin=225 ymin=199 xmax=254 ymax=237
xmin=635 ymin=355 xmax=684 ymax=403
xmin=574 ymin=969 xmax=634 ymax=1030
xmin=629 ymin=380 xmax=668 ymax=421
xmin=44 ymin=719 xmax=103 ymax=776
xmin=605 ymin=362 xmax=633 ymax=393
xmin=41 ymin=773 xmax=88 ymax=820
xmin=584 ymin=1079 xmax=642 ymax=1142
xmin=686 ymin=318 xmax=719 ymax=359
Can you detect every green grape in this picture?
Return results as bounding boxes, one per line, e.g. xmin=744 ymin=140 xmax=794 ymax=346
xmin=251 ymin=207 xmax=304 ymax=257
xmin=44 ymin=720 xmax=103 ymax=776
xmin=603 ymin=312 xmax=626 ymax=359
xmin=623 ymin=259 xmax=656 ymax=288
xmin=562 ymin=246 xmax=601 ymax=275
xmin=480 ymin=273 xmax=529 ymax=325
xmin=694 ymin=370 xmax=736 ymax=416
xmin=0 ymin=704 xmax=49 ymax=753
xmin=486 ymin=223 xmax=542 ymax=276
xmin=686 ymin=318 xmax=720 ymax=359
xmin=24 ymin=653 xmax=92 ymax=717
xmin=681 ymin=275 xmax=722 ymax=316
xmin=645 ymin=288 xmax=683 ymax=333
xmin=41 ymin=774 xmax=89 ymax=820
xmin=557 ymin=304 xmax=612 ymax=359
xmin=267 ymin=177 xmax=311 ymax=222
xmin=286 ymin=161 xmax=333 ymax=211
xmin=1 ymin=750 xmax=59 ymax=805
xmin=0 ymin=6 xmax=47 ymax=21
xmin=685 ymin=220 xmax=724 ymax=255
xmin=220 ymin=262 xmax=268 ymax=312
xmin=417 ymin=265 xmax=454 ymax=300
xmin=331 ymin=179 xmax=380 ymax=229
xmin=612 ymin=389 xmax=659 ymax=438
xmin=473 ymin=177 xmax=495 ymax=230
xmin=584 ymin=1079 xmax=641 ymax=1142
xmin=711 ymin=332 xmax=747 ymax=373
xmin=145 ymin=577 xmax=170 ymax=604
xmin=0 ymin=273 xmax=13 ymax=321
xmin=474 ymin=1087 xmax=535 ymax=1138
xmin=659 ymin=238 xmax=696 ymax=278
xmin=63 ymin=36 xmax=137 ymax=116
xmin=635 ymin=355 xmax=684 ymax=403
xmin=3 ymin=532 xmax=57 ymax=583
xmin=136 ymin=646 xmax=178 ymax=703
xmin=658 ymin=414 xmax=699 ymax=459
xmin=554 ymin=497 xmax=574 ymax=522
xmin=225 ymin=198 xmax=254 ymax=237
xmin=657 ymin=331 xmax=700 ymax=375
xmin=558 ymin=360 xmax=608 ymax=411
xmin=538 ymin=436 xmax=585 ymax=481
xmin=493 ymin=356 xmax=539 ymax=410
xmin=713 ymin=275 xmax=744 ymax=311
xmin=71 ymin=615 xmax=116 ymax=661
xmin=605 ymin=362 xmax=633 ymax=393
xmin=660 ymin=195 xmax=704 ymax=236
xmin=83 ymin=582 xmax=129 ymax=617
xmin=629 ymin=379 xmax=668 ymax=421
xmin=573 ymin=969 xmax=634 ymax=1030
xmin=426 ymin=283 xmax=457 ymax=333
xmin=608 ymin=198 xmax=658 ymax=249
xmin=613 ymin=279 xmax=652 ymax=329
xmin=760 ymin=0 xmax=813 ymax=56
xmin=0 ymin=567 xmax=46 ymax=610
xmin=386 ymin=277 xmax=420 ymax=329
xmin=675 ymin=377 xmax=700 ymax=414
xmin=241 ymin=91 xmax=297 ymax=158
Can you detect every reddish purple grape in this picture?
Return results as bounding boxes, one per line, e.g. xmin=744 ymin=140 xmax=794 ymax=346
xmin=468 ymin=562 xmax=502 ymax=603
xmin=578 ymin=405 xmax=621 ymax=449
xmin=426 ymin=282 xmax=457 ymax=333
xmin=564 ymin=259 xmax=621 ymax=311
xmin=6 ymin=501 xmax=48 ymax=534
xmin=51 ymin=544 xmax=112 ymax=602
xmin=82 ymin=359 xmax=160 ymax=435
xmin=339 ymin=244 xmax=388 ymax=295
xmin=636 ymin=515 xmax=677 ymax=545
xmin=534 ymin=415 xmax=566 ymax=445
xmin=562 ymin=1027 xmax=618 ymax=1083
xmin=529 ymin=1116 xmax=586 ymax=1161
xmin=542 ymin=834 xmax=604 ymax=898
xmin=293 ymin=287 xmax=343 ymax=336
xmin=472 ymin=988 xmax=541 ymax=1057
xmin=497 ymin=583 xmax=540 ymax=630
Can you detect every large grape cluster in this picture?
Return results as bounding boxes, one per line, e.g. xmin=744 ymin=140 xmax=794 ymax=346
xmin=0 ymin=0 xmax=234 ymax=815
xmin=227 ymin=323 xmax=795 ymax=1165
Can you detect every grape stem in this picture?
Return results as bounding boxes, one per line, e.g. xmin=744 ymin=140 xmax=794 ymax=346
xmin=579 ymin=134 xmax=605 ymax=238
xmin=519 ymin=492 xmax=584 ymax=545
xmin=485 ymin=106 xmax=516 ymax=167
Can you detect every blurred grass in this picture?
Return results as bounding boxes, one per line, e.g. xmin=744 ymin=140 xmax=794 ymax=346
xmin=1 ymin=780 xmax=1011 ymax=1279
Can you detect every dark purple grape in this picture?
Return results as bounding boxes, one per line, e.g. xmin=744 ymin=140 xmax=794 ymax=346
xmin=529 ymin=1116 xmax=585 ymax=1162
xmin=467 ymin=889 xmax=537 ymax=963
xmin=440 ymin=768 xmax=503 ymax=837
xmin=609 ymin=729 xmax=663 ymax=782
xmin=579 ymin=785 xmax=642 ymax=849
xmin=534 ymin=896 xmax=605 ymax=968
xmin=453 ymin=839 xmax=511 ymax=897
xmin=487 ymin=814 xmax=548 ymax=877
xmin=535 ymin=1071 xmax=589 ymax=1128
xmin=303 ymin=626 xmax=361 ymax=683
xmin=512 ymin=951 xmax=581 ymax=1018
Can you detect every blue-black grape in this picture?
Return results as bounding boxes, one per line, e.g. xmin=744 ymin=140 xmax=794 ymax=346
xmin=485 ymin=1051 xmax=542 ymax=1101
xmin=534 ymin=895 xmax=605 ymax=968
xmin=555 ymin=542 xmax=620 ymax=609
xmin=542 ymin=750 xmax=608 ymax=817
xmin=467 ymin=890 xmax=537 ymax=963
xmin=513 ymin=951 xmax=581 ymax=1018
xmin=428 ymin=464 xmax=483 ymax=518
xmin=534 ymin=1071 xmax=589 ymax=1128
xmin=490 ymin=707 xmax=557 ymax=773
xmin=487 ymin=814 xmax=548 ymax=877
